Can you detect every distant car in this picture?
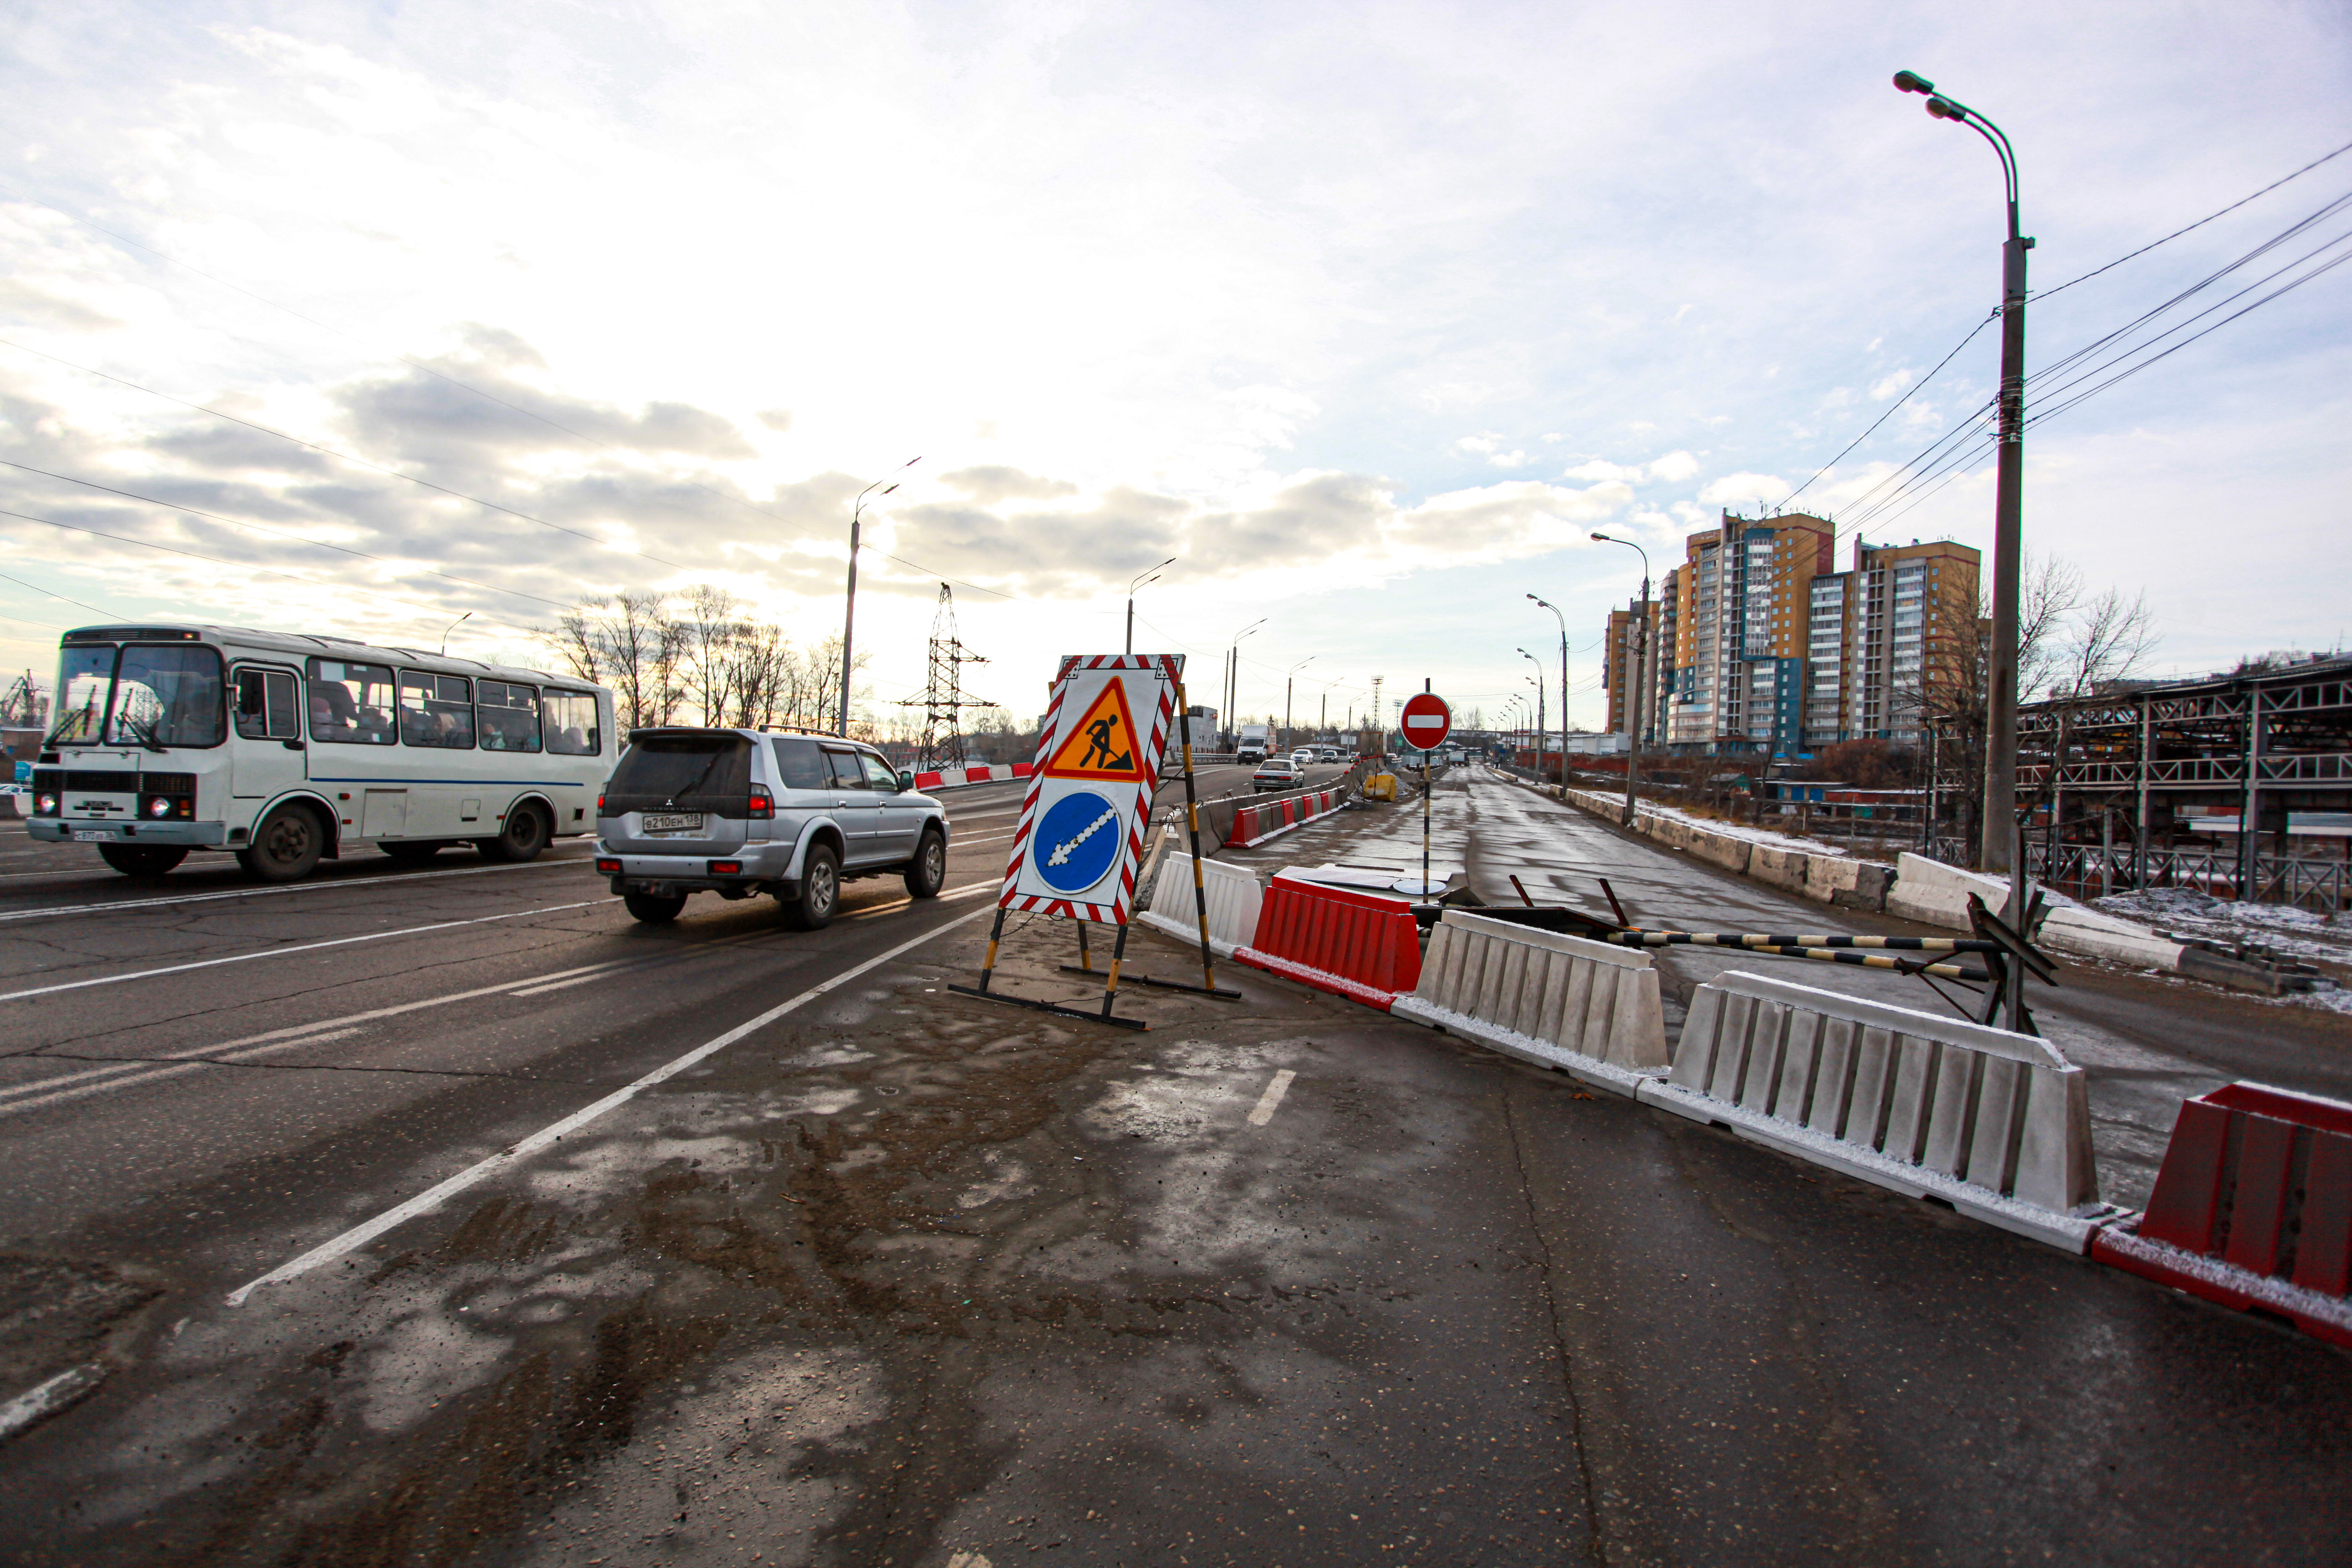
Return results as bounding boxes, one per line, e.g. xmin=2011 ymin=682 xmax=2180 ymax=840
xmin=1290 ymin=748 xmax=1316 ymax=767
xmin=1251 ymin=757 xmax=1302 ymax=793
xmin=1318 ymin=747 xmax=1342 ymax=763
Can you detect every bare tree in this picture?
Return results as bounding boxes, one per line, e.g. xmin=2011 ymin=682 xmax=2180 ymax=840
xmin=539 ymin=591 xmax=685 ymax=731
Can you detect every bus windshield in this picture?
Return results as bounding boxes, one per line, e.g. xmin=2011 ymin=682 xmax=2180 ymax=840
xmin=48 ymin=643 xmax=225 ymax=749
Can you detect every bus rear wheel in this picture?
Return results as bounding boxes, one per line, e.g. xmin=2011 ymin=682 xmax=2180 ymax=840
xmin=98 ymin=844 xmax=188 ymax=879
xmin=237 ymin=805 xmax=325 ymax=883
xmin=478 ymin=804 xmax=549 ymax=863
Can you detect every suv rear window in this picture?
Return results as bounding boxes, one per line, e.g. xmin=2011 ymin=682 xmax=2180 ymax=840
xmin=607 ymin=733 xmax=754 ymax=815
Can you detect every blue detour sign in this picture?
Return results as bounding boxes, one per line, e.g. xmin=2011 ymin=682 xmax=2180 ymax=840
xmin=1033 ymin=789 xmax=1121 ymax=894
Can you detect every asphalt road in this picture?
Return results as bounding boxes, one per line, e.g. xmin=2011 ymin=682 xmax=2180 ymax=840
xmin=0 ymin=761 xmax=2346 ymax=1567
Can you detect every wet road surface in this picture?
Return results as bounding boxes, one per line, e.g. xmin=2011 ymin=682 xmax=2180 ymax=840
xmin=0 ymin=769 xmax=2347 ymax=1567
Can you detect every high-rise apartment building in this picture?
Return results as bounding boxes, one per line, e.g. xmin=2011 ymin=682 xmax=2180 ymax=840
xmin=1607 ymin=511 xmax=1981 ymax=758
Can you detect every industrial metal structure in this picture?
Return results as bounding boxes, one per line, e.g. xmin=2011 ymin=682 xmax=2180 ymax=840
xmin=899 ymin=583 xmax=992 ymax=772
xmin=1928 ymin=652 xmax=2352 ymax=910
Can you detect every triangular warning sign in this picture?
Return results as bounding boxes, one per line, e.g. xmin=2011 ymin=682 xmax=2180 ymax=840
xmin=1043 ymin=680 xmax=1145 ymax=780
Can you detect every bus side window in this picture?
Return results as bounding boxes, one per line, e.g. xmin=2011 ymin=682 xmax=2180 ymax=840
xmin=400 ymin=671 xmax=475 ymax=749
xmin=235 ymin=668 xmax=302 ymax=740
xmin=477 ymin=681 xmax=542 ymax=752
xmin=543 ymin=690 xmax=599 ymax=756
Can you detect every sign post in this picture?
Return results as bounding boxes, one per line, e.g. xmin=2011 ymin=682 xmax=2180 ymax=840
xmin=1398 ymin=690 xmax=1452 ymax=899
xmin=951 ymin=654 xmax=1185 ymax=1029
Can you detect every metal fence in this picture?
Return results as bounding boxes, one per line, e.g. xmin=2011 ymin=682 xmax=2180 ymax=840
xmin=1996 ymin=839 xmax=2351 ymax=912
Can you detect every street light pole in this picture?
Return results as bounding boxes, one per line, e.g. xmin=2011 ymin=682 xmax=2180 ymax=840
xmin=839 ymin=456 xmax=920 ymax=737
xmin=1896 ymin=68 xmax=2029 ymax=874
xmin=1518 ymin=653 xmax=1545 ymax=773
xmin=1284 ymin=657 xmax=1315 ymax=752
xmin=1528 ymin=594 xmax=1570 ymax=793
xmin=1228 ymin=620 xmax=1264 ymax=750
xmin=1592 ymin=534 xmax=1651 ymax=826
xmin=1125 ymin=556 xmax=1177 ymax=656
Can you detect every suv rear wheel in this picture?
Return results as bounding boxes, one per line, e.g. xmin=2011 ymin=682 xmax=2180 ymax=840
xmin=904 ymin=828 xmax=946 ymax=898
xmin=780 ymin=843 xmax=839 ymax=930
xmin=623 ymin=890 xmax=687 ymax=923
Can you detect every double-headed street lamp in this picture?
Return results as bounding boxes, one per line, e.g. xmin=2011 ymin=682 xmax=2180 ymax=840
xmin=1896 ymin=68 xmax=2030 ymax=874
xmin=1125 ymin=556 xmax=1177 ymax=655
xmin=1527 ymin=594 xmax=1569 ymax=792
xmin=1226 ymin=620 xmax=1264 ymax=748
xmin=1591 ymin=532 xmax=1651 ymax=825
xmin=839 ymin=455 xmax=921 ymax=737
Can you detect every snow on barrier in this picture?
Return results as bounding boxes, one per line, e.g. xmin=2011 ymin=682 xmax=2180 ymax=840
xmin=1233 ymin=875 xmax=1422 ymax=1010
xmin=1636 ymin=969 xmax=2110 ymax=1251
xmin=1136 ymin=853 xmax=1263 ymax=957
xmin=1392 ymin=910 xmax=1667 ymax=1096
xmin=2091 ymin=1082 xmax=2352 ymax=1346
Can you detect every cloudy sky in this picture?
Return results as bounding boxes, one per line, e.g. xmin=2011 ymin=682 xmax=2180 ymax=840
xmin=2 ymin=1 xmax=2346 ymax=736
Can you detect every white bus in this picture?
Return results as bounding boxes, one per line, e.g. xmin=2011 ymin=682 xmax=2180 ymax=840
xmin=27 ymin=623 xmax=616 ymax=882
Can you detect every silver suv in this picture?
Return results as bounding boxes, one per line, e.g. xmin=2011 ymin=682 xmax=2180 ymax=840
xmin=595 ymin=729 xmax=949 ymax=927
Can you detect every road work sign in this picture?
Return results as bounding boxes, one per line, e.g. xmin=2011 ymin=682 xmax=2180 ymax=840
xmin=1000 ymin=654 xmax=1183 ymax=920
xmin=1399 ymin=692 xmax=1452 ymax=751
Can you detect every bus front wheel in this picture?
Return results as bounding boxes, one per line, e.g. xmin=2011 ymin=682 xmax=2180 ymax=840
xmin=237 ymin=805 xmax=325 ymax=883
xmin=98 ymin=844 xmax=188 ymax=879
xmin=478 ymin=804 xmax=549 ymax=863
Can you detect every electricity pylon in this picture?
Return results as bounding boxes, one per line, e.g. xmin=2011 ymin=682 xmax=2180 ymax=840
xmin=898 ymin=584 xmax=992 ymax=770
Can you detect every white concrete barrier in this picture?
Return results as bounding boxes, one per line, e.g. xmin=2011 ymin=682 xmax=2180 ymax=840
xmin=1637 ymin=970 xmax=2109 ymax=1250
xmin=2036 ymin=904 xmax=2185 ymax=970
xmin=1884 ymin=851 xmax=2009 ymax=929
xmin=1392 ymin=910 xmax=1668 ymax=1096
xmin=1136 ymin=853 xmax=1263 ymax=958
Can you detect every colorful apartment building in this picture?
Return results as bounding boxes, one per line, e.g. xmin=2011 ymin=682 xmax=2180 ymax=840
xmin=1600 ymin=510 xmax=1981 ymax=758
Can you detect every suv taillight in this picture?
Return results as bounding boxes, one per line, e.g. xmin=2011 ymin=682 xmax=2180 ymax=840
xmin=748 ymin=784 xmax=773 ymax=819
xmin=596 ymin=793 xmax=606 ymax=814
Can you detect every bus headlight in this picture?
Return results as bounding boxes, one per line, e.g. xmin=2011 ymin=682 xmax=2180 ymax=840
xmin=35 ymin=793 xmax=58 ymax=815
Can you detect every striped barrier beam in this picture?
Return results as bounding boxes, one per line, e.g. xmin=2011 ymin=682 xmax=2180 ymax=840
xmin=1603 ymin=930 xmax=1999 ymax=954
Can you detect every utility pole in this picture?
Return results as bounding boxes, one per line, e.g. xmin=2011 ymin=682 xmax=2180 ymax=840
xmin=838 ymin=456 xmax=920 ymax=737
xmin=1896 ymin=69 xmax=2028 ymax=873
xmin=1592 ymin=535 xmax=1651 ymax=826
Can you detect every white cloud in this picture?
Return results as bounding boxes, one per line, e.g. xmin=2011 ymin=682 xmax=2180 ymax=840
xmin=1562 ymin=459 xmax=1645 ymax=482
xmin=1697 ymin=471 xmax=1790 ymax=506
xmin=1455 ymin=432 xmax=1504 ymax=454
xmin=1868 ymin=369 xmax=1914 ymax=401
xmin=1646 ymin=449 xmax=1699 ymax=483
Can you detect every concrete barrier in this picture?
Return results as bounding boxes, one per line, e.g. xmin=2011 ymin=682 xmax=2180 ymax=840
xmin=2037 ymin=904 xmax=2186 ymax=970
xmin=1749 ymin=845 xmax=1809 ymax=895
xmin=1638 ymin=969 xmax=2109 ymax=1250
xmin=1687 ymin=827 xmax=1753 ymax=874
xmin=1802 ymin=856 xmax=1892 ymax=911
xmin=1393 ymin=910 xmax=1667 ymax=1096
xmin=1884 ymin=852 xmax=2008 ymax=930
xmin=1135 ymin=853 xmax=1263 ymax=957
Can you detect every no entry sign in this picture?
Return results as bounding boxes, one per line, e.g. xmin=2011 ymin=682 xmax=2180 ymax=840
xmin=1399 ymin=692 xmax=1452 ymax=751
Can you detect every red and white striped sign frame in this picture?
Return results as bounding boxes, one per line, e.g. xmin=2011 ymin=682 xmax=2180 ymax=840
xmin=996 ymin=654 xmax=1181 ymax=921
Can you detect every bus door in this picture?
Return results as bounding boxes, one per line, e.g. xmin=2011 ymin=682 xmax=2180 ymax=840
xmin=231 ymin=663 xmax=308 ymax=810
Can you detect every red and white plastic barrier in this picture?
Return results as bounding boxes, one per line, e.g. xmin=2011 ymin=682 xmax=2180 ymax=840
xmin=2092 ymin=1081 xmax=2352 ymax=1346
xmin=912 ymin=763 xmax=1033 ymax=792
xmin=1233 ymin=873 xmax=1423 ymax=1010
xmin=1226 ymin=788 xmax=1343 ymax=848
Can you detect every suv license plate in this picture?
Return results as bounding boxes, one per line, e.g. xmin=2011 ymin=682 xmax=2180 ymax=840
xmin=73 ymin=830 xmax=115 ymax=841
xmin=641 ymin=812 xmax=703 ymax=833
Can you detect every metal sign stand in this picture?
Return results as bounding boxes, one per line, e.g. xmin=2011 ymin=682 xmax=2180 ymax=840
xmin=1058 ymin=683 xmax=1240 ymax=999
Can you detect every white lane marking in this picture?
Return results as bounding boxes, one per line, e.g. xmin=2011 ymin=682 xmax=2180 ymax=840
xmin=0 ymin=1029 xmax=371 ymax=1119
xmin=506 ymin=968 xmax=629 ymax=997
xmin=0 ymin=899 xmax=614 ymax=1004
xmin=225 ymin=901 xmax=998 ymax=1305
xmin=850 ymin=882 xmax=1001 ymax=921
xmin=1247 ymin=1068 xmax=1297 ymax=1127
xmin=0 ymin=1363 xmax=106 ymax=1442
xmin=0 ymin=852 xmax=589 ymax=925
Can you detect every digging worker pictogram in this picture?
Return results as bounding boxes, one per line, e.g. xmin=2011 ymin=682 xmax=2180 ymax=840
xmin=1080 ymin=711 xmax=1133 ymax=773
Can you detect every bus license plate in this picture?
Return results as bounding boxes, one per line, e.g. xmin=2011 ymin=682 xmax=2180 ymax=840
xmin=642 ymin=812 xmax=703 ymax=833
xmin=73 ymin=830 xmax=115 ymax=841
